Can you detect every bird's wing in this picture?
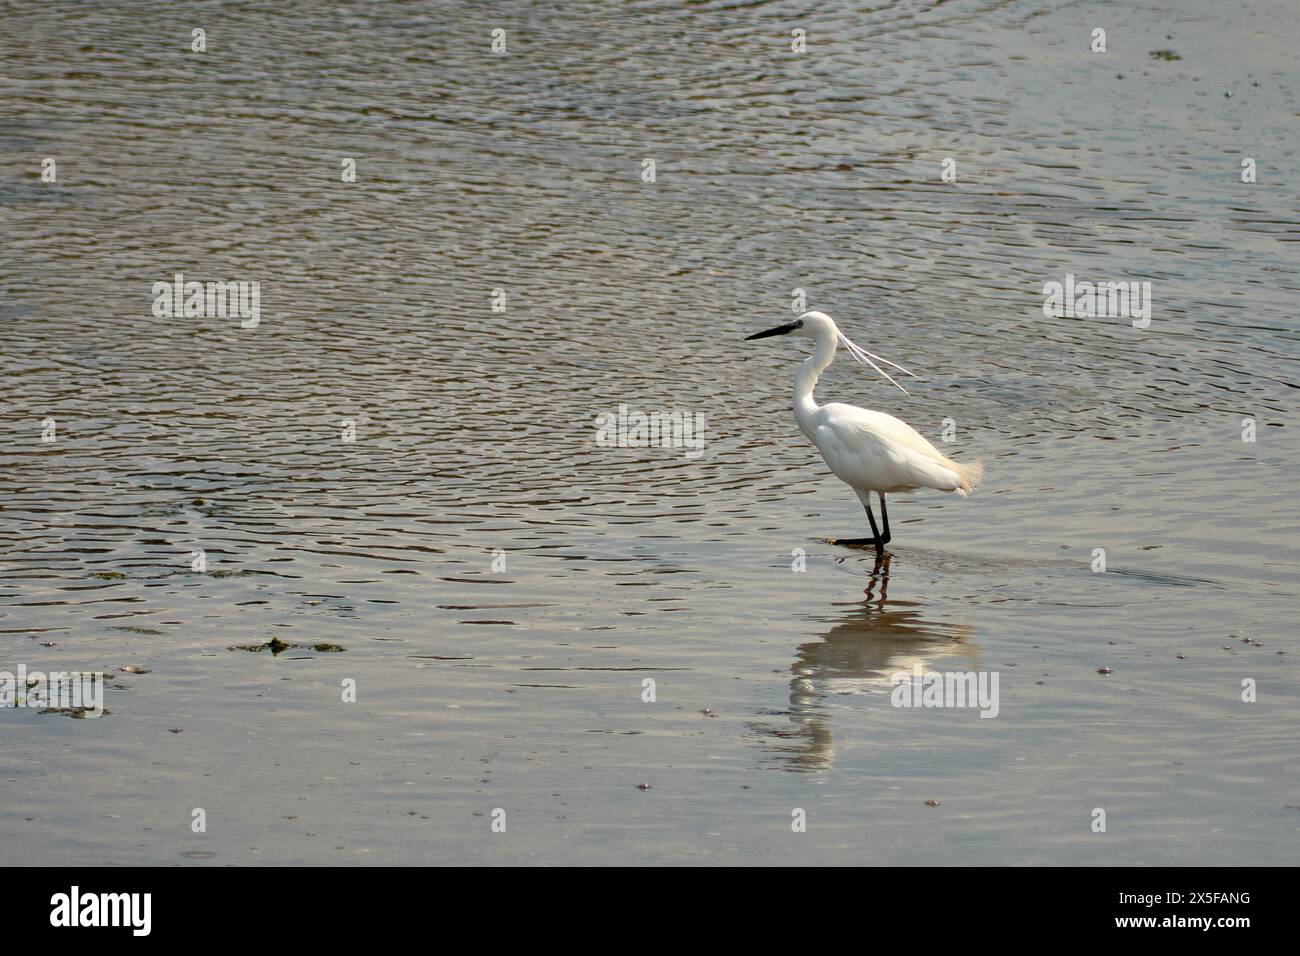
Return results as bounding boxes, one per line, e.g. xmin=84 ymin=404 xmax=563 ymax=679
xmin=823 ymin=405 xmax=946 ymax=459
xmin=817 ymin=404 xmax=963 ymax=491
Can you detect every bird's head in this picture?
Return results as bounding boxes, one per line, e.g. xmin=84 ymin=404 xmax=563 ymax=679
xmin=744 ymin=311 xmax=916 ymax=394
xmin=743 ymin=310 xmax=836 ymax=342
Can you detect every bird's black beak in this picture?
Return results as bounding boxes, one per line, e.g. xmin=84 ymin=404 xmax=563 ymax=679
xmin=744 ymin=320 xmax=801 ymax=341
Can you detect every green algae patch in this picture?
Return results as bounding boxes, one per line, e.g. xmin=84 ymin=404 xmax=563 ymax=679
xmin=229 ymin=637 xmax=345 ymax=656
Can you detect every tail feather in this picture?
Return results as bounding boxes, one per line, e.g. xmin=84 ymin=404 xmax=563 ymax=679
xmin=950 ymin=458 xmax=984 ymax=496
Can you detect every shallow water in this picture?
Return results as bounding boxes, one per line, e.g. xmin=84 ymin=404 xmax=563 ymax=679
xmin=1 ymin=0 xmax=1297 ymax=865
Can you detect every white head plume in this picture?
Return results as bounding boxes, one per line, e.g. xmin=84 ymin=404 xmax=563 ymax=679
xmin=836 ymin=329 xmax=917 ymax=395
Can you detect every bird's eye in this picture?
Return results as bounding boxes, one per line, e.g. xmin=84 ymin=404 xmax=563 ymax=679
xmin=796 ymin=319 xmax=804 ymax=327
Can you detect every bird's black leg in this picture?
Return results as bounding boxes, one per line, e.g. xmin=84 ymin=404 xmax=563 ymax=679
xmin=878 ymin=493 xmax=892 ymax=544
xmin=864 ymin=504 xmax=883 ymax=553
xmin=831 ymin=503 xmax=884 ymax=553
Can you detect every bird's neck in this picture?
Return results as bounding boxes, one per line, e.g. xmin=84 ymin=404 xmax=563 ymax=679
xmin=794 ymin=331 xmax=836 ymax=431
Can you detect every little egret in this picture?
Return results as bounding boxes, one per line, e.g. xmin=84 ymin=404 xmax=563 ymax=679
xmin=745 ymin=311 xmax=982 ymax=553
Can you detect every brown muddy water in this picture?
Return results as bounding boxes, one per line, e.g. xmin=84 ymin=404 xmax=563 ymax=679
xmin=1 ymin=1 xmax=1297 ymax=865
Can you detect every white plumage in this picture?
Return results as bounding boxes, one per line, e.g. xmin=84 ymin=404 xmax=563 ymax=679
xmin=807 ymin=404 xmax=981 ymax=496
xmin=746 ymin=310 xmax=982 ymax=551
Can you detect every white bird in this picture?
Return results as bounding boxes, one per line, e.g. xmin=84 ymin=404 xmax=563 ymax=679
xmin=745 ymin=310 xmax=982 ymax=553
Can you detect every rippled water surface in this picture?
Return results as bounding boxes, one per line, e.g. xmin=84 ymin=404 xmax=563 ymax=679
xmin=2 ymin=0 xmax=1297 ymax=864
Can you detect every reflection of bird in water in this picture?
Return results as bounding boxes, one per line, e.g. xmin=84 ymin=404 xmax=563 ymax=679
xmin=762 ymin=554 xmax=976 ymax=772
